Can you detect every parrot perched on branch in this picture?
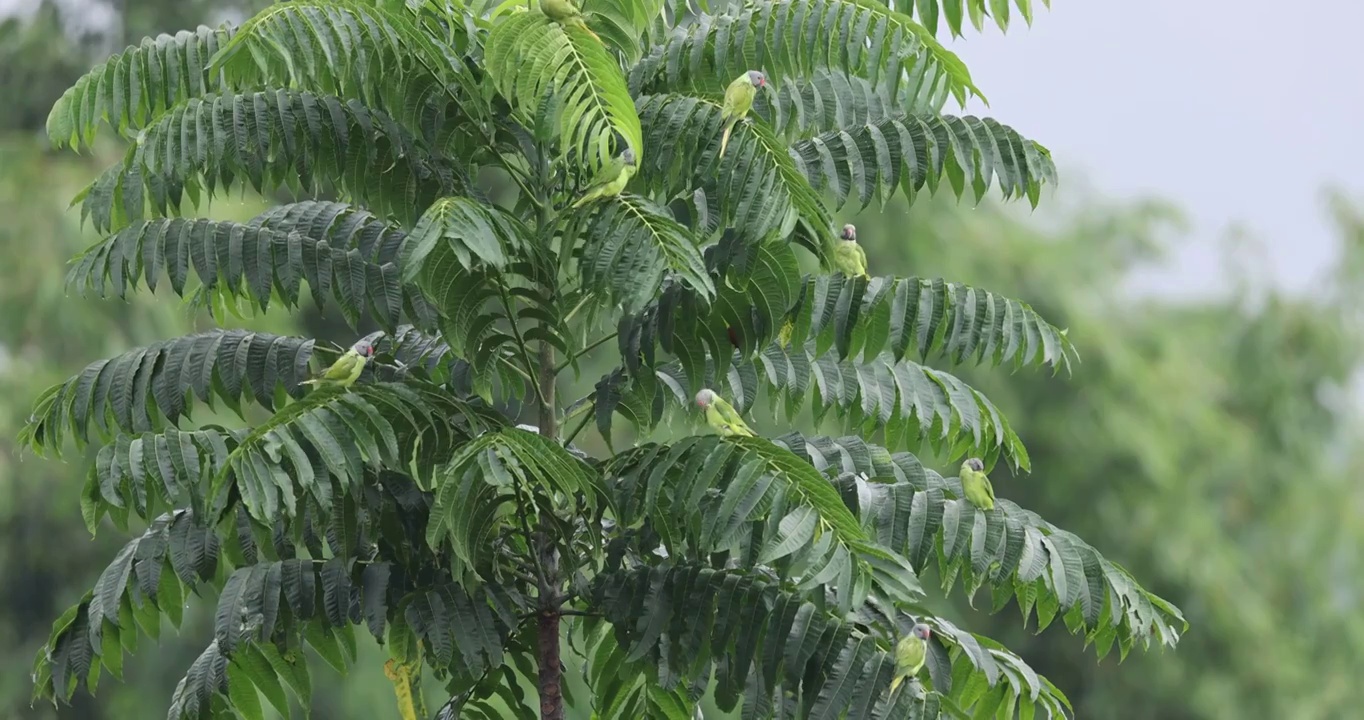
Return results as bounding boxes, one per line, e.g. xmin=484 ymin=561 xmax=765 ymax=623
xmin=889 ymin=623 xmax=931 ymax=694
xmin=959 ymin=457 xmax=996 ymax=511
xmin=833 ymin=223 xmax=870 ymax=279
xmin=695 ymin=388 xmax=755 ymax=437
xmin=571 ymin=148 xmax=637 ymax=208
xmin=540 ymin=0 xmax=600 ymax=40
xmin=719 ymin=70 xmax=766 ymax=159
xmin=302 ymin=339 xmax=375 ymax=389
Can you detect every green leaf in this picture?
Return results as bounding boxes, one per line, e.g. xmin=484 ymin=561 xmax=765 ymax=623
xmin=77 ymin=90 xmax=465 ymax=234
xmin=67 ymin=218 xmax=430 ymax=332
xmin=791 ymin=114 xmax=1057 ymax=211
xmin=635 ymin=94 xmax=831 ymax=253
xmin=486 ymin=9 xmax=643 ymax=173
xmin=20 ymin=331 xmax=314 ymax=457
xmin=777 ymin=432 xmax=1187 ymax=656
xmin=45 ymin=26 xmax=234 ymax=149
xmin=569 ymin=193 xmax=714 ymax=315
xmin=631 ymin=0 xmax=983 ymax=108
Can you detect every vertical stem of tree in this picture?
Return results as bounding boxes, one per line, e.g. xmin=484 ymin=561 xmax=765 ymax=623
xmin=535 ymin=341 xmax=564 ymax=720
xmin=534 ymin=155 xmax=564 ymax=718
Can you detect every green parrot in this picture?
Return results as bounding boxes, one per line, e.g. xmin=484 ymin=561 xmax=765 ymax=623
xmin=959 ymin=457 xmax=996 ymax=511
xmin=719 ymin=70 xmax=767 ymax=159
xmin=302 ymin=339 xmax=375 ymax=389
xmin=889 ymin=623 xmax=932 ymax=694
xmin=833 ymin=223 xmax=870 ymax=279
xmin=695 ymin=388 xmax=755 ymax=437
xmin=571 ymin=148 xmax=637 ymax=209
xmin=540 ymin=0 xmax=600 ymax=40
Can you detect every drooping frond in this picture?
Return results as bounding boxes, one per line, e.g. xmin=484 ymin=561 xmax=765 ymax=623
xmin=45 ymin=26 xmax=234 ymax=149
xmin=211 ymin=381 xmax=500 ymax=523
xmin=759 ymin=69 xmax=948 ymax=139
xmin=783 ymin=274 xmax=1076 ymax=373
xmin=616 ymin=240 xmax=804 ymax=384
xmin=577 ymin=0 xmax=668 ymax=65
xmin=903 ymin=615 xmax=1071 ymax=718
xmin=586 ymin=564 xmax=1066 ymax=719
xmin=599 ymin=339 xmax=1029 ymax=469
xmin=635 ymin=95 xmax=831 ymax=251
xmin=791 ymin=114 xmax=1057 ymax=211
xmin=250 ymin=201 xmax=408 ymax=265
xmin=888 ymin=0 xmax=1047 ymax=37
xmin=576 ymin=621 xmax=703 ymax=719
xmin=65 ymin=218 xmax=428 ymax=332
xmin=77 ymin=90 xmax=465 ymax=234
xmin=424 ymin=428 xmax=605 ymax=581
xmin=395 ymin=583 xmax=518 ymax=680
xmin=485 ymin=8 xmax=643 ymax=172
xmin=83 ymin=428 xmax=245 ymax=532
xmin=630 ymin=0 xmax=980 ymax=107
xmin=405 ymin=212 xmax=568 ymax=395
xmin=21 ymin=330 xmax=315 ymax=456
xmin=604 ymin=435 xmax=922 ymax=606
xmin=568 ymin=192 xmax=714 ymax=315
xmin=210 ymin=0 xmax=487 ymax=132
xmin=403 ymin=196 xmax=532 ymax=275
xmin=779 ymin=432 xmax=1187 ymax=657
xmin=32 ymin=510 xmax=218 ymax=705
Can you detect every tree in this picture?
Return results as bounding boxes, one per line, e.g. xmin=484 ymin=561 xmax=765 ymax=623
xmin=24 ymin=1 xmax=1185 ymax=718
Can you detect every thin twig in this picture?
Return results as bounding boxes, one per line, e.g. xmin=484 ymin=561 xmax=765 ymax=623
xmin=555 ymin=331 xmax=617 ymax=374
xmin=563 ymin=407 xmax=594 ymax=447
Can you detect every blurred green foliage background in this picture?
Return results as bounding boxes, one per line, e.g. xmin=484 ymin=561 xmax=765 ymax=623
xmin=3 ymin=2 xmax=1362 ymax=718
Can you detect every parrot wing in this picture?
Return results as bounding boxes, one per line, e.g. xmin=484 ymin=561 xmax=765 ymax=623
xmin=889 ymin=635 xmax=926 ymax=693
xmin=712 ymin=396 xmax=755 ymax=436
xmin=584 ymin=154 xmax=627 ymax=188
xmin=304 ymin=350 xmax=365 ymax=387
xmin=961 ymin=468 xmax=996 ymax=510
xmin=721 ymin=75 xmax=756 ymax=120
xmin=849 ymin=242 xmax=869 ymax=277
xmin=321 ymin=351 xmax=364 ymax=381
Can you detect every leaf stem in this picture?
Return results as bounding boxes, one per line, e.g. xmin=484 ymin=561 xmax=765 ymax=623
xmin=555 ymin=331 xmax=616 ymax=373
xmin=563 ymin=407 xmax=593 ymax=447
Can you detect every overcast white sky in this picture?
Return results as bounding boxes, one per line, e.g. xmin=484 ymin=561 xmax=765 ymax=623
xmin=946 ymin=0 xmax=1364 ymax=297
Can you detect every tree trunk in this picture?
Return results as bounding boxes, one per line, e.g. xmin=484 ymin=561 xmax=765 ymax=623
xmin=537 ymin=609 xmax=564 ymax=720
xmin=535 ymin=339 xmax=564 ymax=719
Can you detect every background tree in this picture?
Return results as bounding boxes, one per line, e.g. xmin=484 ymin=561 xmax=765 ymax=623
xmin=19 ymin=0 xmax=1193 ymax=718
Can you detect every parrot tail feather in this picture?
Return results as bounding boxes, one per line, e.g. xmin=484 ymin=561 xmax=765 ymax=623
xmin=889 ymin=676 xmax=903 ymax=694
xmin=573 ymin=18 xmax=601 ymax=41
xmin=719 ymin=122 xmax=734 ymax=159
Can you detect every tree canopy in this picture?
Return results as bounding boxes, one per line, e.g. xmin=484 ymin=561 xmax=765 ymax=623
xmin=22 ymin=1 xmax=1188 ymax=719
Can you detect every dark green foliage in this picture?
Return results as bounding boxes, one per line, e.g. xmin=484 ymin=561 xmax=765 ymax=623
xmin=776 ymin=432 xmax=1185 ymax=657
xmin=587 ymin=564 xmax=1069 ymax=719
xmin=629 ymin=0 xmax=980 ymax=106
xmin=66 ymin=217 xmax=431 ymax=331
xmin=791 ymin=114 xmax=1057 ymax=210
xmin=636 ymin=94 xmax=832 ymax=251
xmin=23 ymin=330 xmax=315 ymax=453
xmin=23 ymin=0 xmax=1180 ymax=717
xmin=78 ymin=90 xmax=465 ymax=234
xmin=569 ymin=193 xmax=714 ymax=315
xmin=45 ymin=26 xmax=235 ymax=148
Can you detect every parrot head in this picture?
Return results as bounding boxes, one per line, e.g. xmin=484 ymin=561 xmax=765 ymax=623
xmin=747 ymin=70 xmax=767 ymax=88
xmin=621 ymin=147 xmax=637 ymax=166
xmin=695 ymin=388 xmax=717 ymax=409
xmin=840 ymin=224 xmax=857 ymax=242
xmin=964 ymin=457 xmax=985 ymax=472
xmin=910 ymin=623 xmax=931 ymax=640
xmin=351 ymin=340 xmax=376 ymax=358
